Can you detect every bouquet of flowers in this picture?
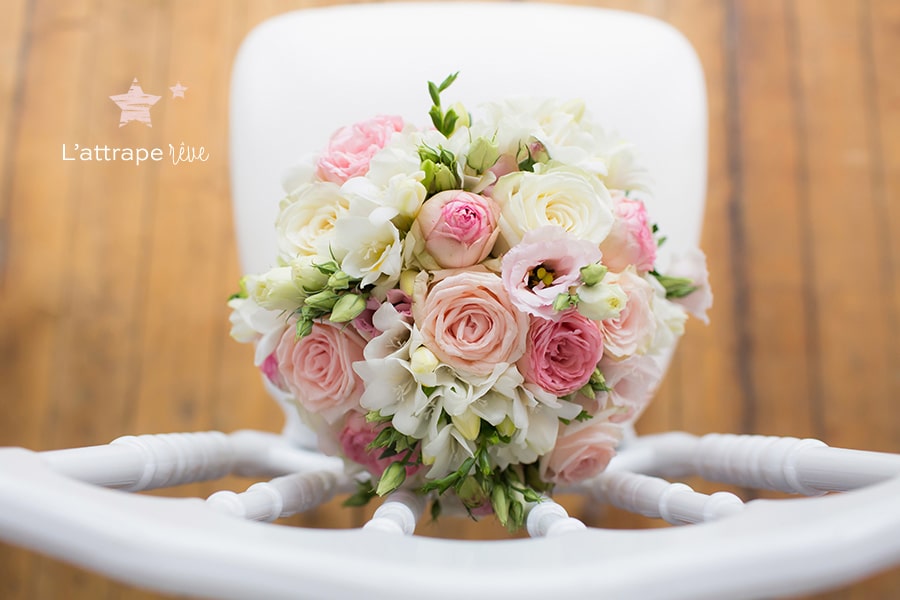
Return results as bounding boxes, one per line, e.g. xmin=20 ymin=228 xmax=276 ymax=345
xmin=229 ymin=73 xmax=711 ymax=531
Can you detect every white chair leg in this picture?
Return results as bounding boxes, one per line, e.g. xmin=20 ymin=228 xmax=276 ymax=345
xmin=527 ymin=499 xmax=587 ymax=537
xmin=362 ymin=489 xmax=425 ymax=535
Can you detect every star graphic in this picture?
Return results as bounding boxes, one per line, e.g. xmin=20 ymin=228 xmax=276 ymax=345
xmin=170 ymin=81 xmax=188 ymax=99
xmin=109 ymin=78 xmax=161 ymax=127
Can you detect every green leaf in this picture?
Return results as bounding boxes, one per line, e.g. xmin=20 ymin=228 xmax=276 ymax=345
xmin=438 ymin=71 xmax=459 ymax=92
xmin=342 ymin=481 xmax=376 ymax=507
xmin=428 ymin=81 xmax=441 ymax=106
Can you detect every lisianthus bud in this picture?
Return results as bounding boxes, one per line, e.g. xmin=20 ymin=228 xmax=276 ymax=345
xmin=576 ymin=282 xmax=628 ymax=321
xmin=376 ymin=461 xmax=407 ymax=496
xmin=580 ymin=262 xmax=609 ymax=287
xmin=304 ymin=289 xmax=340 ymax=311
xmin=457 ymin=476 xmax=488 ymax=509
xmin=410 ymin=346 xmax=439 ymax=375
xmin=327 ymin=270 xmax=353 ymax=290
xmin=416 ymin=190 xmax=500 ymax=268
xmin=466 ymin=136 xmax=500 ymax=174
xmin=330 ymin=293 xmax=366 ymax=322
xmin=451 ymin=411 xmax=481 ymax=441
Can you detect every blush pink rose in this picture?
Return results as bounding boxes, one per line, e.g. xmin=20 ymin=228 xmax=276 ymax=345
xmin=596 ymin=354 xmax=665 ymax=424
xmin=518 ymin=311 xmax=604 ymax=396
xmin=338 ymin=411 xmax=422 ymax=477
xmin=599 ymin=195 xmax=657 ymax=273
xmin=415 ymin=270 xmax=528 ymax=377
xmin=417 ymin=190 xmax=500 ymax=268
xmin=602 ymin=269 xmax=657 ymax=358
xmin=501 ymin=226 xmax=602 ymax=320
xmin=275 ymin=322 xmax=367 ymax=424
xmin=315 ymin=115 xmax=404 ymax=184
xmin=541 ymin=420 xmax=624 ymax=485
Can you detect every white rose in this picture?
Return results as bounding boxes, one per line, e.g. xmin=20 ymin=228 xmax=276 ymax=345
xmin=275 ymin=182 xmax=349 ymax=261
xmin=491 ymin=165 xmax=615 ymax=248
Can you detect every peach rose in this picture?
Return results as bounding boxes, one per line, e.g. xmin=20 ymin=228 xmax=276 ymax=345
xmin=275 ymin=322 xmax=367 ymax=423
xmin=602 ymin=269 xmax=657 ymax=358
xmin=518 ymin=311 xmax=604 ymax=397
xmin=415 ymin=270 xmax=528 ymax=376
xmin=316 ymin=115 xmax=404 ymax=184
xmin=541 ymin=420 xmax=623 ymax=485
xmin=416 ymin=190 xmax=500 ymax=268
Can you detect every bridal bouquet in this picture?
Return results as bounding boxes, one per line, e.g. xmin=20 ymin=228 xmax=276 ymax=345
xmin=229 ymin=74 xmax=711 ymax=530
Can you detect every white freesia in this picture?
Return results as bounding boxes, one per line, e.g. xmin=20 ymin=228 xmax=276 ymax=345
xmin=276 ymin=182 xmax=349 ymax=261
xmin=226 ymin=297 xmax=288 ymax=366
xmin=333 ymin=212 xmax=402 ymax=288
xmin=341 ymin=172 xmax=426 ymax=223
xmin=491 ymin=165 xmax=615 ymax=249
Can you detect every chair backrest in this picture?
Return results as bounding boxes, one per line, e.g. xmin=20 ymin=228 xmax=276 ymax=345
xmin=229 ymin=2 xmax=708 ymax=277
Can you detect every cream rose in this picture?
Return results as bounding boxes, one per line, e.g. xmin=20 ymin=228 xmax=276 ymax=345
xmin=414 ymin=270 xmax=528 ymax=377
xmin=276 ymin=182 xmax=349 ymax=261
xmin=490 ymin=165 xmax=615 ymax=249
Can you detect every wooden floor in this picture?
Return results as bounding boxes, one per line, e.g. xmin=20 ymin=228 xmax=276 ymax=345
xmin=0 ymin=0 xmax=898 ymax=598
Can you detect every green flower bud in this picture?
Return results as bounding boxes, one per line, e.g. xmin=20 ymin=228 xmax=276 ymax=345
xmin=449 ymin=102 xmax=470 ymax=129
xmin=491 ymin=484 xmax=509 ymax=527
xmin=433 ymin=163 xmax=457 ymax=193
xmin=553 ymin=293 xmax=577 ymax=312
xmin=327 ymin=270 xmax=353 ymax=291
xmin=375 ymin=461 xmax=407 ymax=496
xmin=457 ymin=476 xmax=488 ymax=509
xmin=295 ymin=318 xmax=314 ymax=339
xmin=304 ymin=289 xmax=340 ymax=311
xmin=330 ymin=293 xmax=367 ymax=323
xmin=248 ymin=267 xmax=304 ymax=311
xmin=465 ymin=136 xmax=500 ymax=174
xmin=291 ymin=256 xmax=330 ymax=291
xmin=580 ymin=262 xmax=608 ymax=287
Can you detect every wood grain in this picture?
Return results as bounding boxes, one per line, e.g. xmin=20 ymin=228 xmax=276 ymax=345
xmin=0 ymin=0 xmax=897 ymax=598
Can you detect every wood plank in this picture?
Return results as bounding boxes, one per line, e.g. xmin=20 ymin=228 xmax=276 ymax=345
xmin=790 ymin=0 xmax=897 ymax=453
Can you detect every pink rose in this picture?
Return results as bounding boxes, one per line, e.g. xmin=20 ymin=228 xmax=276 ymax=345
xmin=599 ymin=195 xmax=657 ymax=273
xmin=260 ymin=351 xmax=286 ymax=391
xmin=338 ymin=412 xmax=422 ymax=477
xmin=275 ymin=322 xmax=367 ymax=423
xmin=415 ymin=270 xmax=528 ymax=376
xmin=518 ymin=311 xmax=604 ymax=396
xmin=501 ymin=226 xmax=602 ymax=320
xmin=416 ymin=190 xmax=500 ymax=268
xmin=315 ymin=115 xmax=404 ymax=184
xmin=602 ymin=269 xmax=657 ymax=358
xmin=597 ymin=353 xmax=665 ymax=423
xmin=541 ymin=420 xmax=624 ymax=485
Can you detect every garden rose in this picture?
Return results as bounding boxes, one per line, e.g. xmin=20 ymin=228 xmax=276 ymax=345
xmin=541 ymin=420 xmax=623 ymax=485
xmin=501 ymin=226 xmax=601 ymax=320
xmin=416 ymin=190 xmax=500 ymax=268
xmin=275 ymin=322 xmax=367 ymax=424
xmin=316 ymin=115 xmax=404 ymax=184
xmin=602 ymin=268 xmax=657 ymax=358
xmin=490 ymin=165 xmax=615 ymax=249
xmin=276 ymin=182 xmax=349 ymax=260
xmin=415 ymin=270 xmax=528 ymax=377
xmin=599 ymin=195 xmax=657 ymax=273
xmin=666 ymin=247 xmax=713 ymax=324
xmin=518 ymin=311 xmax=604 ymax=396
xmin=598 ymin=353 xmax=665 ymax=423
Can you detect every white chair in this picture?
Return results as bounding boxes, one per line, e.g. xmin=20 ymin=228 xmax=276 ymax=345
xmin=1 ymin=4 xmax=898 ymax=599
